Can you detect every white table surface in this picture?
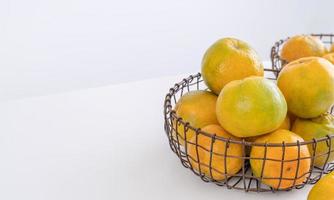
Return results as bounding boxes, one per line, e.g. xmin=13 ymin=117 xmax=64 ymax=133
xmin=0 ymin=73 xmax=312 ymax=200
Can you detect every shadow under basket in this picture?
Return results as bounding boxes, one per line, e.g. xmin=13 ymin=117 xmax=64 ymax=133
xmin=163 ymin=66 xmax=334 ymax=192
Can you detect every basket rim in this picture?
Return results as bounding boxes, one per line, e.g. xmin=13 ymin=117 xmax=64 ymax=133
xmin=164 ymin=71 xmax=334 ymax=147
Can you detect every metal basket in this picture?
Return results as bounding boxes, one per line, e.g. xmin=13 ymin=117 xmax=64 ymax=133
xmin=271 ymin=33 xmax=334 ymax=71
xmin=163 ymin=67 xmax=334 ymax=192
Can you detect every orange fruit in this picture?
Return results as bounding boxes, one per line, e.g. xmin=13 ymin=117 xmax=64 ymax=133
xmin=245 ymin=114 xmax=290 ymax=148
xmin=216 ymin=76 xmax=287 ymax=137
xmin=245 ymin=115 xmax=291 ymax=142
xmin=250 ymin=129 xmax=311 ymax=189
xmin=277 ymin=57 xmax=334 ymax=118
xmin=278 ymin=114 xmax=291 ymax=130
xmin=308 ymin=171 xmax=334 ymax=200
xmin=281 ymin=35 xmax=327 ymax=63
xmin=288 ymin=111 xmax=297 ymax=126
xmin=173 ymin=90 xmax=218 ymax=145
xmin=201 ymin=37 xmax=264 ymax=95
xmin=323 ymin=53 xmax=334 ymax=64
xmin=291 ymin=113 xmax=334 ymax=167
xmin=187 ymin=124 xmax=243 ymax=180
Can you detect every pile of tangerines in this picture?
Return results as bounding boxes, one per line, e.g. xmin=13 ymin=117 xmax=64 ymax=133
xmin=173 ymin=35 xmax=334 ymax=199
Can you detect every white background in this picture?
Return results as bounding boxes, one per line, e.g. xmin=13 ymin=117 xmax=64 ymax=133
xmin=0 ymin=74 xmax=315 ymax=200
xmin=1 ymin=0 xmax=333 ymax=101
xmin=1 ymin=1 xmax=333 ymax=199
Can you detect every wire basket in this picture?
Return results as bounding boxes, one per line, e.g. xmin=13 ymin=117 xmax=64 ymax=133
xmin=163 ymin=68 xmax=334 ymax=192
xmin=271 ymin=33 xmax=334 ymax=72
